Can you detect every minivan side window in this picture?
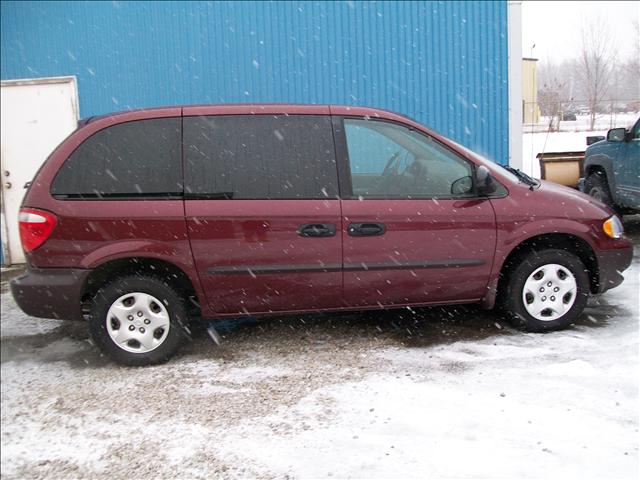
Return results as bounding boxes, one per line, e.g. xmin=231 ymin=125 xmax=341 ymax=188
xmin=51 ymin=118 xmax=182 ymax=198
xmin=183 ymin=115 xmax=338 ymax=199
xmin=343 ymin=118 xmax=474 ymax=198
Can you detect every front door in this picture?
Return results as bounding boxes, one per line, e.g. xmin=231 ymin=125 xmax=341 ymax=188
xmin=0 ymin=77 xmax=79 ymax=264
xmin=183 ymin=109 xmax=343 ymax=315
xmin=617 ymin=119 xmax=640 ymax=209
xmin=336 ymin=116 xmax=497 ymax=307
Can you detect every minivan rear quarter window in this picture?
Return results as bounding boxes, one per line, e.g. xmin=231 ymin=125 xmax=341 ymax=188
xmin=183 ymin=115 xmax=338 ymax=199
xmin=51 ymin=118 xmax=182 ymax=199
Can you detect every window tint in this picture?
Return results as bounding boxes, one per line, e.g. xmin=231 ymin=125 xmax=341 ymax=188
xmin=632 ymin=119 xmax=640 ymax=139
xmin=184 ymin=115 xmax=338 ymax=199
xmin=51 ymin=118 xmax=182 ymax=198
xmin=343 ymin=118 xmax=473 ymax=198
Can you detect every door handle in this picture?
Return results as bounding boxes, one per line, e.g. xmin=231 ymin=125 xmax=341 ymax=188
xmin=348 ymin=222 xmax=386 ymax=237
xmin=298 ymin=223 xmax=336 ymax=238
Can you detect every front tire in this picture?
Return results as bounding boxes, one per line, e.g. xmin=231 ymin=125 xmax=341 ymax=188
xmin=89 ymin=275 xmax=189 ymax=366
xmin=584 ymin=172 xmax=614 ymax=209
xmin=502 ymin=249 xmax=590 ymax=332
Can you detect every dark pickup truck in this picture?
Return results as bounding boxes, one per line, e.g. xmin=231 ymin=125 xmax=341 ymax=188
xmin=581 ymin=117 xmax=640 ymax=213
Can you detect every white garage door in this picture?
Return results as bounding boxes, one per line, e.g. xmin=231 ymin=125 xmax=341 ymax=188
xmin=1 ymin=76 xmax=79 ymax=265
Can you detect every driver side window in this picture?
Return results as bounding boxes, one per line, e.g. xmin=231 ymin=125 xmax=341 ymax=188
xmin=343 ymin=118 xmax=473 ymax=198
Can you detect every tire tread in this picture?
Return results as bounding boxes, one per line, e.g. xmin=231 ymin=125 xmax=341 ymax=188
xmin=502 ymin=248 xmax=589 ymax=332
xmin=89 ymin=274 xmax=189 ymax=366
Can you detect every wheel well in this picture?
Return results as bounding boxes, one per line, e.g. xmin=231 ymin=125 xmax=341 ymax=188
xmin=497 ymin=233 xmax=599 ymax=299
xmin=81 ymin=258 xmax=201 ymax=317
xmin=586 ymin=165 xmax=606 ymax=178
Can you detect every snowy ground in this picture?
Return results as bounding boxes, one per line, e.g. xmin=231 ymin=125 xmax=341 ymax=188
xmin=1 ymin=218 xmax=639 ymax=479
xmin=521 ymin=112 xmax=639 ymax=178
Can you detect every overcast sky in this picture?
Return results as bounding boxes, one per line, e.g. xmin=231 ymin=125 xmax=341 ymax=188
xmin=521 ymin=1 xmax=639 ymax=63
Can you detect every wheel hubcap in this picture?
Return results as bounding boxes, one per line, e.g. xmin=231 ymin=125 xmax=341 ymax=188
xmin=522 ymin=264 xmax=577 ymax=321
xmin=106 ymin=292 xmax=170 ymax=353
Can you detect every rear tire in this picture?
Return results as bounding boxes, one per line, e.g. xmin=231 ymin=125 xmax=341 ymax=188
xmin=584 ymin=172 xmax=615 ymax=209
xmin=502 ymin=249 xmax=589 ymax=332
xmin=89 ymin=275 xmax=189 ymax=366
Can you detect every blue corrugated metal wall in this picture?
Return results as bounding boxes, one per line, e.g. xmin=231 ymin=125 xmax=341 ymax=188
xmin=1 ymin=0 xmax=509 ymax=163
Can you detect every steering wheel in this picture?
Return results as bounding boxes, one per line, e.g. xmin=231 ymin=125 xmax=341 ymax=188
xmin=381 ymin=151 xmax=402 ymax=177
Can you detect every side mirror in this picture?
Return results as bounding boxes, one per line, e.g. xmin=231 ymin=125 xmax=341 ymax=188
xmin=586 ymin=135 xmax=605 ymax=146
xmin=475 ymin=165 xmax=496 ymax=195
xmin=607 ymin=127 xmax=627 ymax=142
xmin=451 ymin=176 xmax=473 ymax=195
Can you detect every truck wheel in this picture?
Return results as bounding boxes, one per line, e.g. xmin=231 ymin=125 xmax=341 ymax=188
xmin=502 ymin=249 xmax=589 ymax=332
xmin=584 ymin=172 xmax=614 ymax=209
xmin=89 ymin=275 xmax=189 ymax=366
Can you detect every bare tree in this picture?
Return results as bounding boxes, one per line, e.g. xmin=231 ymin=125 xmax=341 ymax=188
xmin=577 ymin=18 xmax=616 ymax=130
xmin=538 ymin=60 xmax=571 ymax=130
xmin=629 ymin=19 xmax=640 ymax=78
xmin=622 ymin=19 xmax=640 ymax=106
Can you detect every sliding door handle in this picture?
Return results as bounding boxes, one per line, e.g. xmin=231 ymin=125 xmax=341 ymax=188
xmin=348 ymin=222 xmax=386 ymax=237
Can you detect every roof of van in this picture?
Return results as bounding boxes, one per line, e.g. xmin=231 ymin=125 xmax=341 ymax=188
xmin=77 ymin=103 xmax=403 ymax=125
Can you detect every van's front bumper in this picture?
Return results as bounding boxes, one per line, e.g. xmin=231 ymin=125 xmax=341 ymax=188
xmin=10 ymin=268 xmax=90 ymax=321
xmin=595 ymin=244 xmax=633 ymax=293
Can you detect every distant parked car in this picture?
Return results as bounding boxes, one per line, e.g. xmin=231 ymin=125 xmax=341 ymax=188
xmin=581 ymin=117 xmax=640 ymax=213
xmin=10 ymin=104 xmax=633 ymax=365
xmin=624 ymin=102 xmax=640 ymax=113
xmin=561 ymin=111 xmax=577 ymax=121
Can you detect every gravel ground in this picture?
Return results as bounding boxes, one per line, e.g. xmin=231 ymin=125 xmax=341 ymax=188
xmin=1 ymin=217 xmax=639 ymax=479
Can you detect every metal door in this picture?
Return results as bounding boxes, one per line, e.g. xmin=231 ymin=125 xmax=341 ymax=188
xmin=0 ymin=76 xmax=79 ymax=264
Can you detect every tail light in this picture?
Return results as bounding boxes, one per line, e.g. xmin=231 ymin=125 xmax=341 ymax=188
xmin=18 ymin=208 xmax=57 ymax=253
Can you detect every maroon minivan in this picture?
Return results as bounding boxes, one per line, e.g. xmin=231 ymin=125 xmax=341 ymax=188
xmin=11 ymin=105 xmax=633 ymax=365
